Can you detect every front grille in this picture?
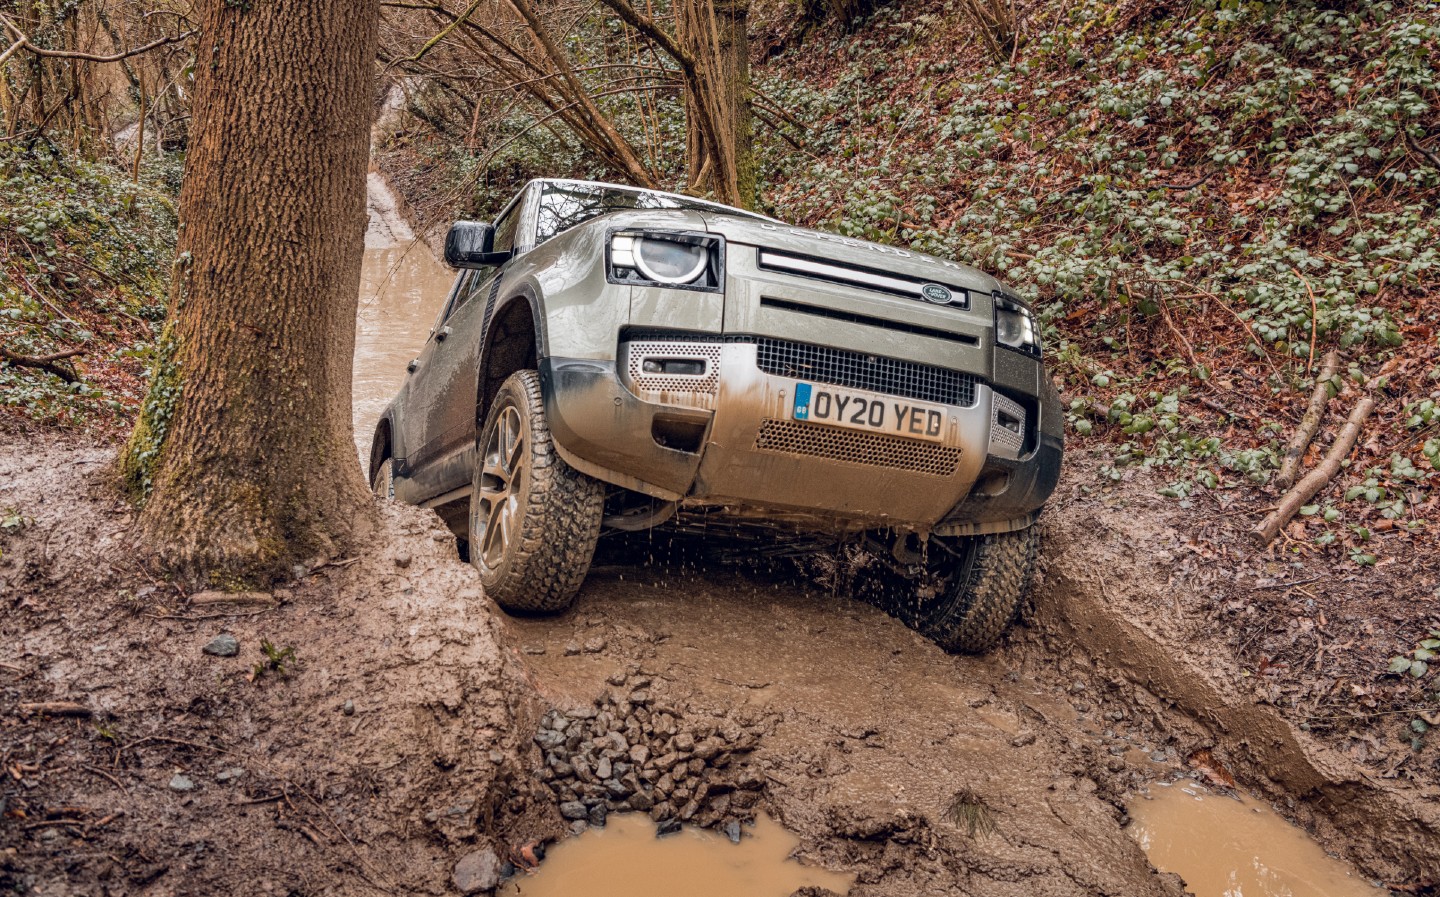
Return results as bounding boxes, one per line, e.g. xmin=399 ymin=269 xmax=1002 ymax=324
xmin=752 ymin=338 xmax=977 ymax=407
xmin=755 ymin=419 xmax=961 ymax=477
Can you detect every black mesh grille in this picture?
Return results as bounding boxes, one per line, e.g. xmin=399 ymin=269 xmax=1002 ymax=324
xmin=751 ymin=338 xmax=977 ymax=407
xmin=622 ymin=330 xmax=981 ymax=407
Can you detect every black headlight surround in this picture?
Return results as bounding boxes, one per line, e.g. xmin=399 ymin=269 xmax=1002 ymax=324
xmin=606 ymin=228 xmax=725 ymax=293
xmin=993 ymin=291 xmax=1041 ymax=358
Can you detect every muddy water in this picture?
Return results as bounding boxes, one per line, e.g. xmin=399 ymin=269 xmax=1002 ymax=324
xmin=1128 ymin=782 xmax=1386 ymax=897
xmin=352 ymin=172 xmax=453 ymax=459
xmin=500 ymin=813 xmax=853 ymax=897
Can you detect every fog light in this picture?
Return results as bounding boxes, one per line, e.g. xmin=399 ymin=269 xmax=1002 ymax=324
xmin=641 ymin=358 xmax=706 ymax=376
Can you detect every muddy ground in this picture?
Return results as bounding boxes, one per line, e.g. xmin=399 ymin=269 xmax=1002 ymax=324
xmin=3 ymin=434 xmax=1436 ymax=896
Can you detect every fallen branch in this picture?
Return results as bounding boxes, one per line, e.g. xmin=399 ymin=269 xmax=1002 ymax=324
xmin=1252 ymin=395 xmax=1375 ymax=548
xmin=17 ymin=701 xmax=91 ymax=717
xmin=0 ymin=345 xmax=84 ymax=383
xmin=1274 ymin=349 xmax=1341 ymax=491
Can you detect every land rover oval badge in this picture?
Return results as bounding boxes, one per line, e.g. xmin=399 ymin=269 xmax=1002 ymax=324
xmin=921 ymin=283 xmax=954 ymax=304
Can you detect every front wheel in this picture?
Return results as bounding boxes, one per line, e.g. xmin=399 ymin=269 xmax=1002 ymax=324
xmin=470 ymin=369 xmax=604 ymax=614
xmin=858 ymin=527 xmax=1038 ymax=654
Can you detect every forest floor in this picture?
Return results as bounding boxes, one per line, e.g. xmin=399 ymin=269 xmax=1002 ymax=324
xmin=3 ymin=433 xmax=1436 ymax=896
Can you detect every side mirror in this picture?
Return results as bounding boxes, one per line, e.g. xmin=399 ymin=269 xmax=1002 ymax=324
xmin=444 ymin=221 xmax=512 ymax=268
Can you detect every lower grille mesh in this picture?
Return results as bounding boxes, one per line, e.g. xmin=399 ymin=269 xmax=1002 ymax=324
xmin=753 ymin=338 xmax=977 ymax=407
xmin=755 ymin=419 xmax=960 ymax=477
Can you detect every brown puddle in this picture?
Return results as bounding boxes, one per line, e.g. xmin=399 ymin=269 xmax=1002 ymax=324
xmin=500 ymin=813 xmax=853 ymax=897
xmin=352 ymin=172 xmax=454 ymax=458
xmin=1128 ymin=782 xmax=1386 ymax=897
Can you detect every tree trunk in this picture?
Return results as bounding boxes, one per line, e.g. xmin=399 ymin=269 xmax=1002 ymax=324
xmin=121 ymin=0 xmax=378 ymax=585
xmin=678 ymin=0 xmax=754 ymax=209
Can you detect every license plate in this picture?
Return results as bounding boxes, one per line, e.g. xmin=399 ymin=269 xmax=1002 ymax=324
xmin=792 ymin=383 xmax=946 ymax=443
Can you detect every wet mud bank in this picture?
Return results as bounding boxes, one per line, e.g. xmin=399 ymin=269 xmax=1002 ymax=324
xmin=1030 ymin=486 xmax=1440 ymax=886
xmin=0 ymin=439 xmax=563 ymax=895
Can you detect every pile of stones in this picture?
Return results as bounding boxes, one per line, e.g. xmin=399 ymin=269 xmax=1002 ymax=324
xmin=535 ymin=672 xmax=769 ymax=836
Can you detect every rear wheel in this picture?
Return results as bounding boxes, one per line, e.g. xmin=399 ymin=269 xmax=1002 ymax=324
xmin=858 ymin=527 xmax=1038 ymax=654
xmin=371 ymin=457 xmax=394 ymax=499
xmin=470 ymin=369 xmax=604 ymax=613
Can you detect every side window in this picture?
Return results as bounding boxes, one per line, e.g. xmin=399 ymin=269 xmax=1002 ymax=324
xmin=492 ymin=203 xmax=522 ymax=254
xmin=435 ymin=271 xmax=470 ymax=331
xmin=443 ymin=267 xmax=495 ymax=322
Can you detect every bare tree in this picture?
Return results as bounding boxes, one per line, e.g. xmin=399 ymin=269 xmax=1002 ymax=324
xmin=379 ymin=0 xmax=758 ymax=208
xmin=120 ymin=0 xmax=379 ymax=583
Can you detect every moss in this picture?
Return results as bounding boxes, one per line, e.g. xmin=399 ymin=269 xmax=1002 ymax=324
xmin=119 ymin=321 xmax=182 ymax=503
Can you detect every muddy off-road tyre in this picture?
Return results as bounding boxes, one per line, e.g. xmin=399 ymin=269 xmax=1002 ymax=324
xmin=371 ymin=457 xmax=394 ymax=499
xmin=864 ymin=527 xmax=1039 ymax=654
xmin=469 ymin=370 xmax=604 ymax=614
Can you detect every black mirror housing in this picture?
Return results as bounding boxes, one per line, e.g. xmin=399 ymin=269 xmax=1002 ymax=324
xmin=444 ymin=221 xmax=512 ymax=268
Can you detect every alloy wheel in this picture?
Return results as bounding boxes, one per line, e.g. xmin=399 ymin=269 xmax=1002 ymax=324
xmin=474 ymin=404 xmax=525 ymax=571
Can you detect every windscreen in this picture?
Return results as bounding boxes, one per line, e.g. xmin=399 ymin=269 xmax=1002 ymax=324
xmin=533 ymin=181 xmax=764 ymax=244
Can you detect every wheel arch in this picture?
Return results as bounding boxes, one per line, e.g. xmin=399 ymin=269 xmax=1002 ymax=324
xmin=476 ymin=285 xmax=547 ymax=432
xmin=369 ymin=414 xmax=394 ymax=484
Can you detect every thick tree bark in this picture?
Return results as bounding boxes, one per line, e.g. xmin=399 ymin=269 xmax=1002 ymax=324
xmin=121 ymin=0 xmax=378 ymax=584
xmin=678 ymin=0 xmax=754 ymax=207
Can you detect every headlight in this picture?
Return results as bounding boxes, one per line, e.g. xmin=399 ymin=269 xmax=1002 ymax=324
xmin=609 ymin=231 xmax=722 ymax=291
xmin=994 ymin=295 xmax=1040 ymax=356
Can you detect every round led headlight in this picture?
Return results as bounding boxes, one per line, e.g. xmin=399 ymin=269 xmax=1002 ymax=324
xmin=633 ymin=236 xmax=708 ymax=285
xmin=995 ymin=306 xmax=1028 ymax=346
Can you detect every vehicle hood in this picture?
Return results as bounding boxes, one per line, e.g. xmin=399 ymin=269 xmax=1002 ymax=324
xmin=697 ymin=212 xmax=1003 ymax=296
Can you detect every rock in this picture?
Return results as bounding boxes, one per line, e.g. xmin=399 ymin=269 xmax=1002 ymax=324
xmin=606 ymin=671 xmax=627 ymax=686
xmin=629 ymin=689 xmax=651 ymax=704
xmin=1150 ymin=751 xmax=1167 ymax=763
xmin=724 ymin=820 xmax=742 ymax=843
xmin=570 ymin=820 xmax=589 ymax=835
xmin=672 ymin=732 xmax=695 ymax=753
xmin=342 ymin=700 xmax=355 ymax=716
xmin=558 ymin=801 xmax=588 ymax=820
xmin=201 ymin=634 xmax=239 ymax=657
xmin=679 ymin=799 xmax=700 ymax=821
xmin=393 ymin=552 xmax=412 ymax=569
xmin=595 ymin=757 xmax=612 ymax=780
xmin=563 ymin=642 xmax=581 ymax=656
xmin=168 ymin=774 xmax=195 ymax=792
xmin=522 ymin=644 xmax=547 ymax=656
xmin=1010 ymin=733 xmax=1037 ymax=748
xmin=629 ymin=745 xmax=650 ymax=766
xmin=583 ymin=637 xmax=606 ymax=654
xmin=649 ymin=801 xmax=674 ymax=822
xmin=656 ymin=774 xmax=674 ymax=796
xmin=453 ymin=847 xmax=502 ymax=894
xmin=535 ymin=729 xmax=565 ymax=750
xmin=603 ymin=777 xmax=628 ymax=799
xmin=694 ymin=738 xmax=724 ymax=761
xmin=630 ymin=790 xmax=655 ymax=811
xmin=686 ymin=758 xmax=705 ymax=776
xmin=655 ymin=752 xmax=682 ymax=771
xmin=588 ymin=803 xmax=608 ymax=827
xmin=215 ymin=767 xmax=245 ymax=784
xmin=655 ymin=818 xmax=682 ymax=837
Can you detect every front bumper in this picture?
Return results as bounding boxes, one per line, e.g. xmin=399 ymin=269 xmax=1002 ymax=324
xmin=542 ymin=337 xmax=1059 ymax=534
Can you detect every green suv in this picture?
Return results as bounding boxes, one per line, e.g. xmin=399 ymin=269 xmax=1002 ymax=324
xmin=370 ymin=179 xmax=1062 ymax=652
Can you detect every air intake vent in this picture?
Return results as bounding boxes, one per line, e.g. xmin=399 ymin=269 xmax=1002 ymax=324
xmin=753 ymin=338 xmax=977 ymax=408
xmin=755 ymin=419 xmax=961 ymax=477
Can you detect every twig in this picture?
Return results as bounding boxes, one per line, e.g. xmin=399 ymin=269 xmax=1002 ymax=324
xmin=1274 ymin=349 xmax=1341 ymax=492
xmin=1252 ymin=396 xmax=1375 ymax=547
xmin=78 ymin=764 xmax=129 ymax=794
xmin=1294 ymin=268 xmax=1320 ymax=373
xmin=17 ymin=701 xmax=91 ymax=717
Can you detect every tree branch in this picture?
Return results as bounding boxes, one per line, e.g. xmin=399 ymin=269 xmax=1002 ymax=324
xmin=0 ymin=17 xmax=193 ymax=64
xmin=0 ymin=345 xmax=84 ymax=383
